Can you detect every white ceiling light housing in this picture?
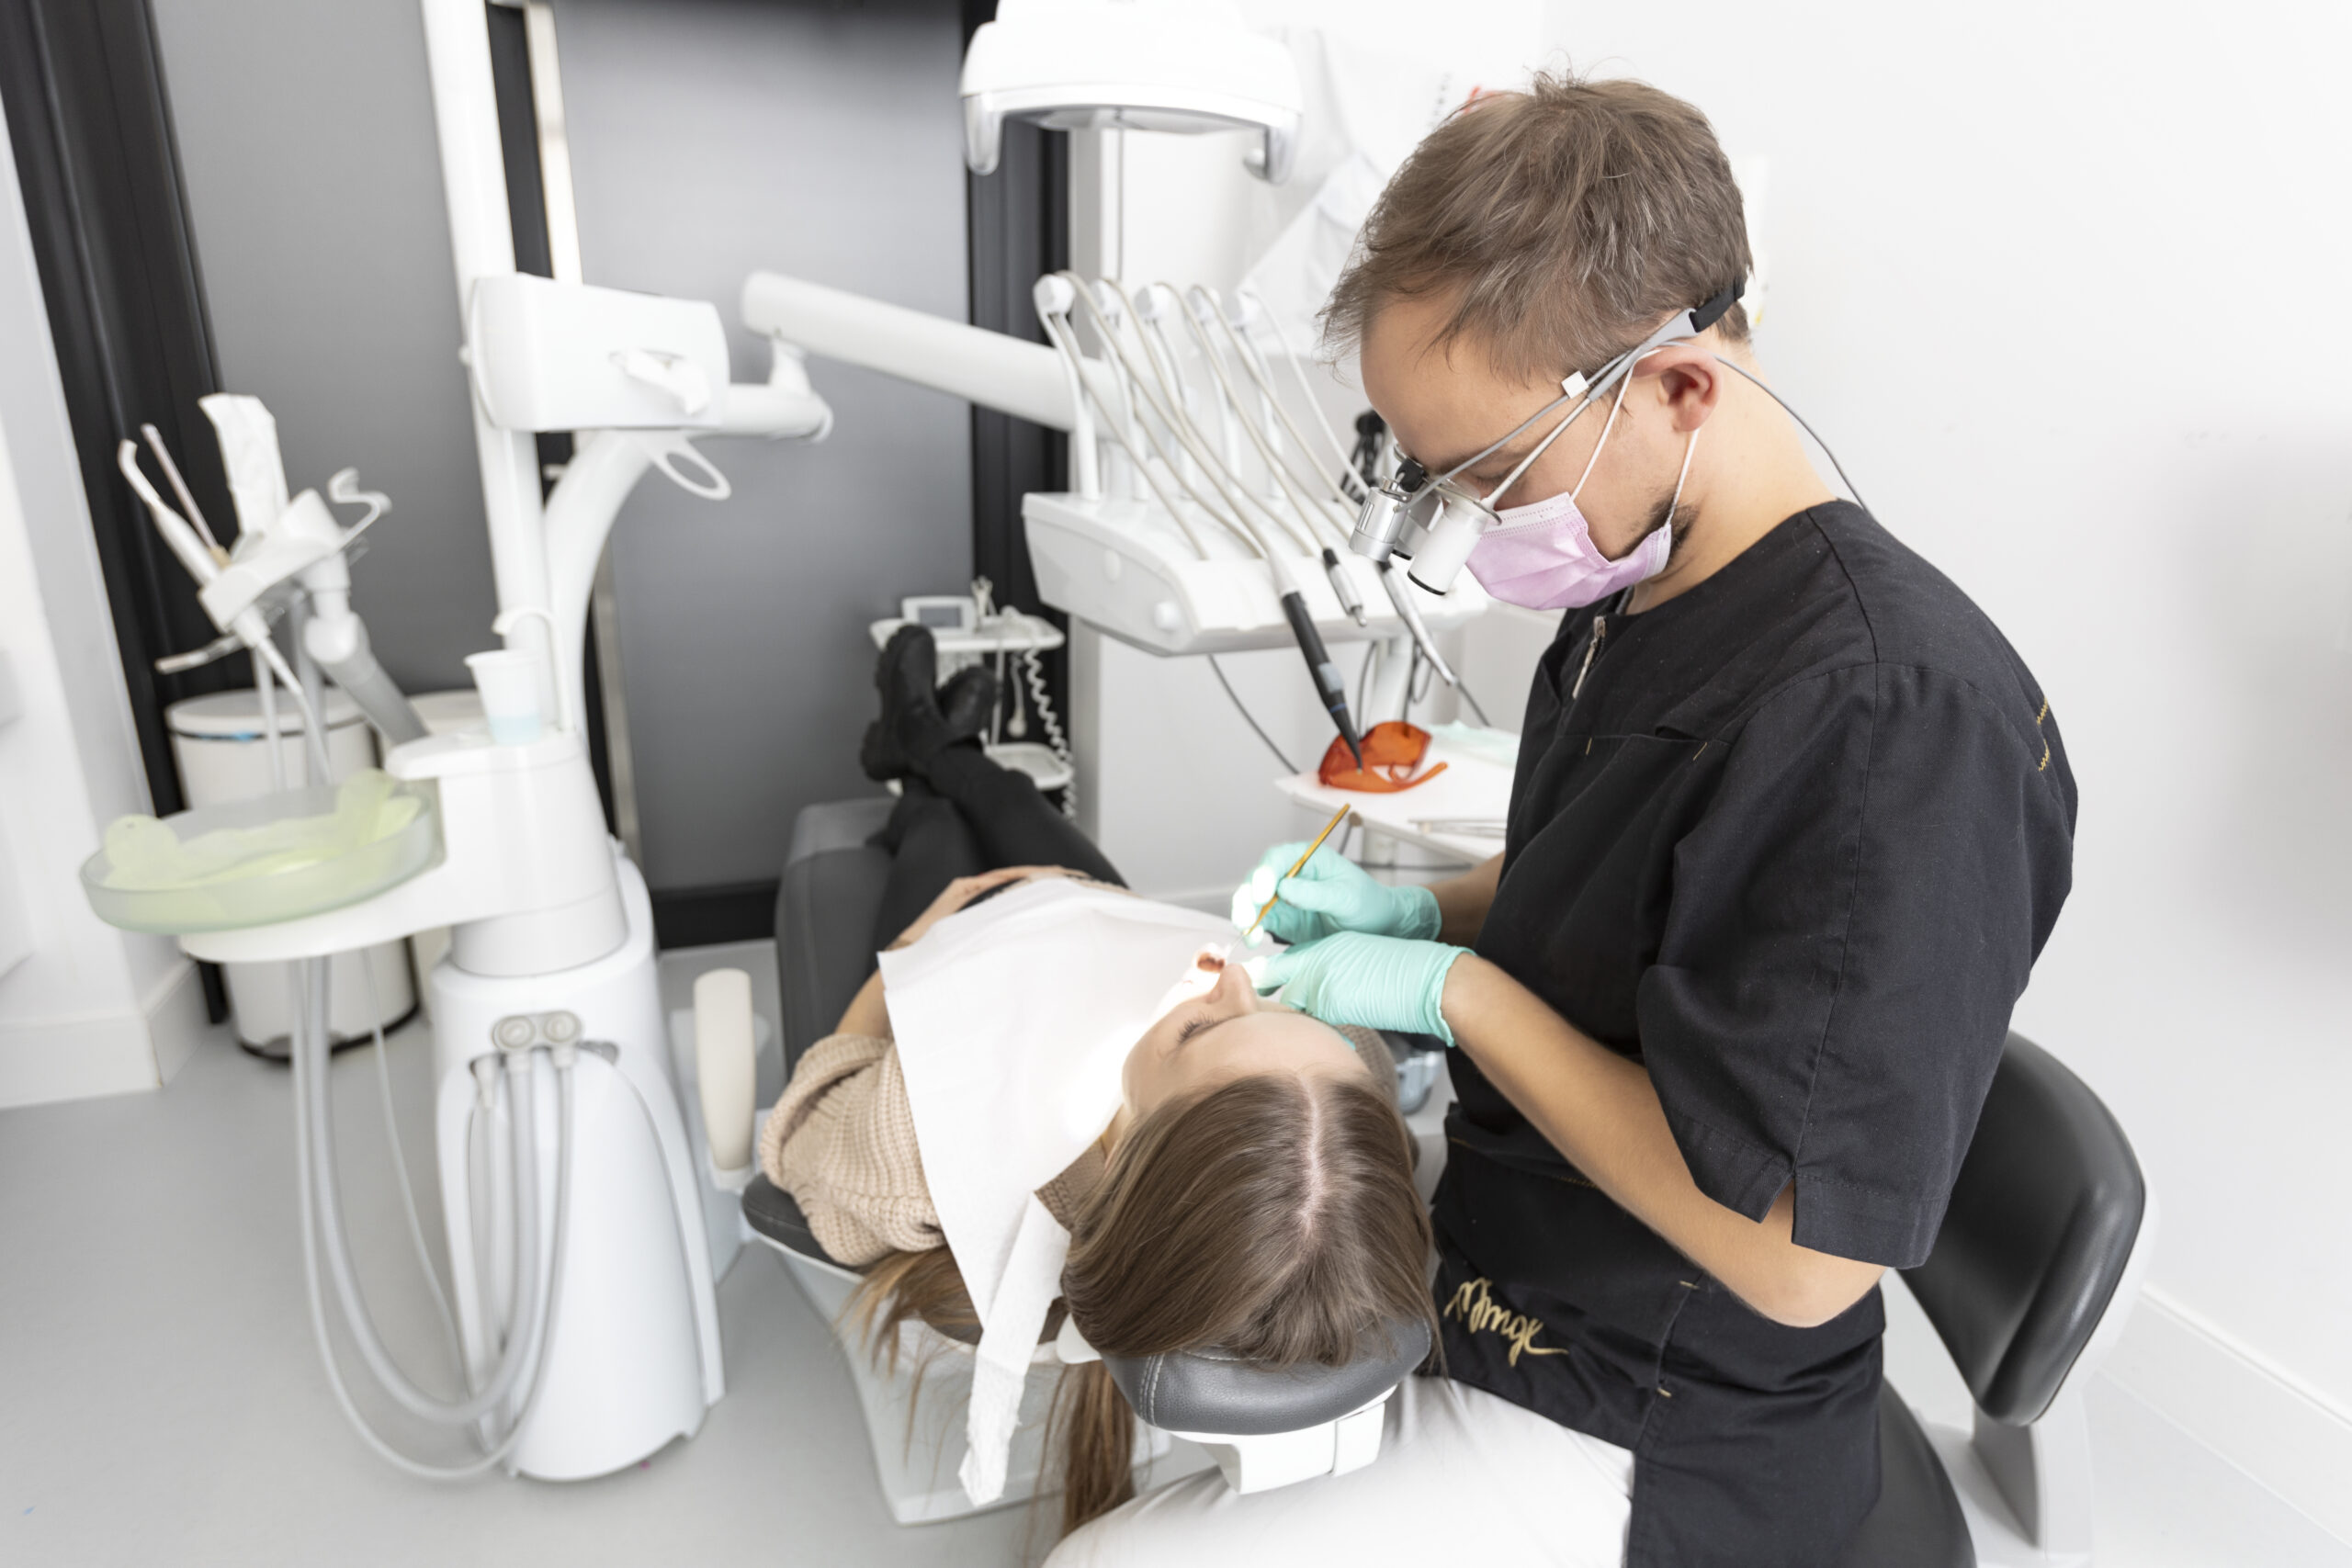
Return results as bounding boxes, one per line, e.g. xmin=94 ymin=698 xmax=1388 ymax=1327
xmin=961 ymin=0 xmax=1302 ymax=184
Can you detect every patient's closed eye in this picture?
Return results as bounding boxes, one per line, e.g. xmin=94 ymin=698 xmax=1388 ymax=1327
xmin=1175 ymin=1012 xmax=1228 ymax=1048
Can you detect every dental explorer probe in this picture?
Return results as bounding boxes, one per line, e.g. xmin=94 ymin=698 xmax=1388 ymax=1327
xmin=1242 ymin=801 xmax=1357 ymax=942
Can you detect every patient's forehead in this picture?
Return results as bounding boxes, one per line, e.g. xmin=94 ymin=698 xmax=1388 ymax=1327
xmin=1228 ymin=1010 xmax=1373 ymax=1068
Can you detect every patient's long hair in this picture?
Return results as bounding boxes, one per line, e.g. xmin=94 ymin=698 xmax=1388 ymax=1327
xmin=848 ymin=1068 xmax=1435 ymax=1540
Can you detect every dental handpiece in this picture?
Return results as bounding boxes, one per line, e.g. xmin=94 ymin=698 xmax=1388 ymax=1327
xmin=1321 ymin=547 xmax=1368 ymax=626
xmin=1279 ymin=589 xmax=1363 ymax=771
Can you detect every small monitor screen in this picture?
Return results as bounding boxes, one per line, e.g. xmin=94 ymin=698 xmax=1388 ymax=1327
xmin=917 ymin=604 xmax=964 ymax=627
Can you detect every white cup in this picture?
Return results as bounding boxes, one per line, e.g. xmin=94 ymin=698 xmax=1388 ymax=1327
xmin=465 ymin=649 xmax=545 ymax=746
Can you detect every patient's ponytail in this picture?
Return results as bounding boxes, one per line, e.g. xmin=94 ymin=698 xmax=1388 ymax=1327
xmin=1046 ymin=1358 xmax=1137 ymax=1537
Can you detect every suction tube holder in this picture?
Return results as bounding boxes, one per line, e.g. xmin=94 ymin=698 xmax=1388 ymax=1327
xmin=1279 ymin=590 xmax=1362 ymax=770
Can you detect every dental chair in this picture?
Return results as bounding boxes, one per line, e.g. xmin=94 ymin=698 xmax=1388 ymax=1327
xmin=748 ymin=797 xmax=1430 ymax=1524
xmin=1840 ymin=1033 xmax=2155 ymax=1568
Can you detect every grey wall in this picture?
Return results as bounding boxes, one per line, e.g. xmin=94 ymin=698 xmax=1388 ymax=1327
xmin=151 ymin=0 xmax=974 ymax=893
xmin=151 ymin=0 xmax=498 ymax=694
xmin=555 ymin=0 xmax=971 ymax=890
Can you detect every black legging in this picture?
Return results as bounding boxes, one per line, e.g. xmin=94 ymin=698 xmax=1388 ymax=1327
xmin=869 ymin=744 xmax=1124 ymax=953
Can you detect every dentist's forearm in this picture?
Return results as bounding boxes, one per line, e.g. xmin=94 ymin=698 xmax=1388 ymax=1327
xmin=1430 ymin=853 xmax=1503 ymax=946
xmin=1440 ymin=954 xmax=1882 ymax=1329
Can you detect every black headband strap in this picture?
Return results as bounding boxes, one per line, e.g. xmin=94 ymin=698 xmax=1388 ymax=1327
xmin=1690 ymin=279 xmax=1744 ymax=334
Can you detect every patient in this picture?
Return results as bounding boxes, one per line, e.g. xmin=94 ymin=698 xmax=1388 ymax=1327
xmin=759 ymin=627 xmax=1435 ymax=1539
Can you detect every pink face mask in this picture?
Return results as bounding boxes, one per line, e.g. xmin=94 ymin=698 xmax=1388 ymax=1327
xmin=1460 ymin=370 xmax=1696 ymax=611
xmin=1464 ymin=487 xmax=1675 ymax=611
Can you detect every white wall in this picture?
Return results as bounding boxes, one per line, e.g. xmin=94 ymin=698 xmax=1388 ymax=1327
xmin=1537 ymin=0 xmax=2352 ymax=1535
xmin=0 ymin=107 xmax=209 ymax=1107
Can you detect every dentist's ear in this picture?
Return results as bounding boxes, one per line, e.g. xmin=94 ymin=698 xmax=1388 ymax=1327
xmin=1637 ymin=344 xmax=1727 ymax=433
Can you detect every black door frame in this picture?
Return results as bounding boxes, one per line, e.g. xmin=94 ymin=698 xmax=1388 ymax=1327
xmin=2 ymin=0 xmax=240 ymax=1018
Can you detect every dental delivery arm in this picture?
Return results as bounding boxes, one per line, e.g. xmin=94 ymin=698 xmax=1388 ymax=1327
xmin=1440 ymin=954 xmax=1884 ymax=1330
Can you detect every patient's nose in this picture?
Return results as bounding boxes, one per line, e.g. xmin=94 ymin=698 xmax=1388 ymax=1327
xmin=1206 ymin=961 xmax=1256 ymax=1014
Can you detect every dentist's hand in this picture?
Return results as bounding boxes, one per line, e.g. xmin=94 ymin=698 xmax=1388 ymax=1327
xmin=1258 ymin=931 xmax=1467 ymax=1044
xmin=1231 ymin=842 xmax=1442 ymax=945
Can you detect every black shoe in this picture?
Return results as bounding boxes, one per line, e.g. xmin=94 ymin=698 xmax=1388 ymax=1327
xmin=858 ymin=716 xmax=907 ymax=783
xmin=860 ymin=626 xmax=993 ymax=783
xmin=860 ymin=626 xmax=933 ymax=782
xmin=938 ymin=664 xmax=998 ymax=741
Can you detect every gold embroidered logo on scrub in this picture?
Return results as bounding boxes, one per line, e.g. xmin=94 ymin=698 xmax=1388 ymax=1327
xmin=1443 ymin=1276 xmax=1568 ymax=1367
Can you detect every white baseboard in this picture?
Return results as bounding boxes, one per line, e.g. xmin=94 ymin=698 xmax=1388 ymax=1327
xmin=2102 ymin=1285 xmax=2352 ymax=1545
xmin=142 ymin=958 xmax=210 ymax=1084
xmin=0 ymin=959 xmax=211 ymax=1108
xmin=0 ymin=1006 xmax=163 ymax=1106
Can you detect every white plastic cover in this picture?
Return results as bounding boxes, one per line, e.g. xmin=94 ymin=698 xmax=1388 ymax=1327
xmin=198 ymin=393 xmax=292 ymax=542
xmin=960 ymin=0 xmax=1301 ymax=181
xmin=466 ymin=275 xmax=729 ymax=433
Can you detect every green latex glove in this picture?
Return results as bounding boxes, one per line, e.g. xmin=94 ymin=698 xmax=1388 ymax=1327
xmin=1230 ymin=841 xmax=1442 ymax=946
xmin=1258 ymin=931 xmax=1467 ymax=1045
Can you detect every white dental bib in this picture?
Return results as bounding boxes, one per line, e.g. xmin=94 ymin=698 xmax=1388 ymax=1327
xmin=877 ymin=875 xmax=1237 ymax=1504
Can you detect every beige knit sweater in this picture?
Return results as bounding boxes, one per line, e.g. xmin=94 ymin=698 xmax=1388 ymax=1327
xmin=758 ymin=1022 xmax=1392 ymax=1269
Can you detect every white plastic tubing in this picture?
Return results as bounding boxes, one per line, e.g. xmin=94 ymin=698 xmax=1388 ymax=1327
xmin=290 ymin=948 xmax=577 ymax=1472
xmin=291 ymin=947 xmax=581 ymax=1479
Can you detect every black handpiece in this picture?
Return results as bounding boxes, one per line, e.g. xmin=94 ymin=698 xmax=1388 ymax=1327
xmin=1280 ymin=590 xmax=1363 ymax=770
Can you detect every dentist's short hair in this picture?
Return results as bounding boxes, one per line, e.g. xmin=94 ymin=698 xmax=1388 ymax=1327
xmin=1324 ymin=69 xmax=1752 ymax=384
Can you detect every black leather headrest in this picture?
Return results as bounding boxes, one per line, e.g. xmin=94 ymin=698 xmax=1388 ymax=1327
xmin=742 ymin=1172 xmax=842 ymax=1266
xmin=1105 ymin=1320 xmax=1431 ymax=1437
xmin=750 ymin=1171 xmax=1430 ymax=1433
xmin=777 ymin=797 xmax=898 ymax=1075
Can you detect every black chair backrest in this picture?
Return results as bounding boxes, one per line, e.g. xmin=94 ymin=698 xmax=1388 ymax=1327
xmin=1902 ymin=1032 xmax=2145 ymax=1426
xmin=775 ymin=797 xmax=898 ymax=1075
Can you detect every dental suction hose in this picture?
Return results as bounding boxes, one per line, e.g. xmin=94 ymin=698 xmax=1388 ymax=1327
xmin=292 ymin=968 xmax=580 ymax=1478
xmin=304 ymin=1016 xmax=551 ymax=1426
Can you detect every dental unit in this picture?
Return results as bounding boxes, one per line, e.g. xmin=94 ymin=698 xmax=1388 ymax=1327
xmin=74 ymin=0 xmax=1466 ymax=1505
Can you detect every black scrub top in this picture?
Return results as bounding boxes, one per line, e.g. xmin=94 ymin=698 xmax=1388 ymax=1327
xmin=1430 ymin=502 xmax=2076 ymax=1567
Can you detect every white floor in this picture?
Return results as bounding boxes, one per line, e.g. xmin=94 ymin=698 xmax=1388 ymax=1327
xmin=1 ymin=941 xmax=2344 ymax=1568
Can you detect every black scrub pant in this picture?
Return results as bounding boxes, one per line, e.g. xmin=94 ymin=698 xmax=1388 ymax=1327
xmin=869 ymin=744 xmax=1124 ymax=953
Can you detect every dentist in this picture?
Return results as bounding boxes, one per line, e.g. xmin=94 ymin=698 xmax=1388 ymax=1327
xmin=1072 ymin=72 xmax=2076 ymax=1568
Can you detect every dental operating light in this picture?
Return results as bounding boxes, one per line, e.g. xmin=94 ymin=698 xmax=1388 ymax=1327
xmin=960 ymin=0 xmax=1302 ymax=184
